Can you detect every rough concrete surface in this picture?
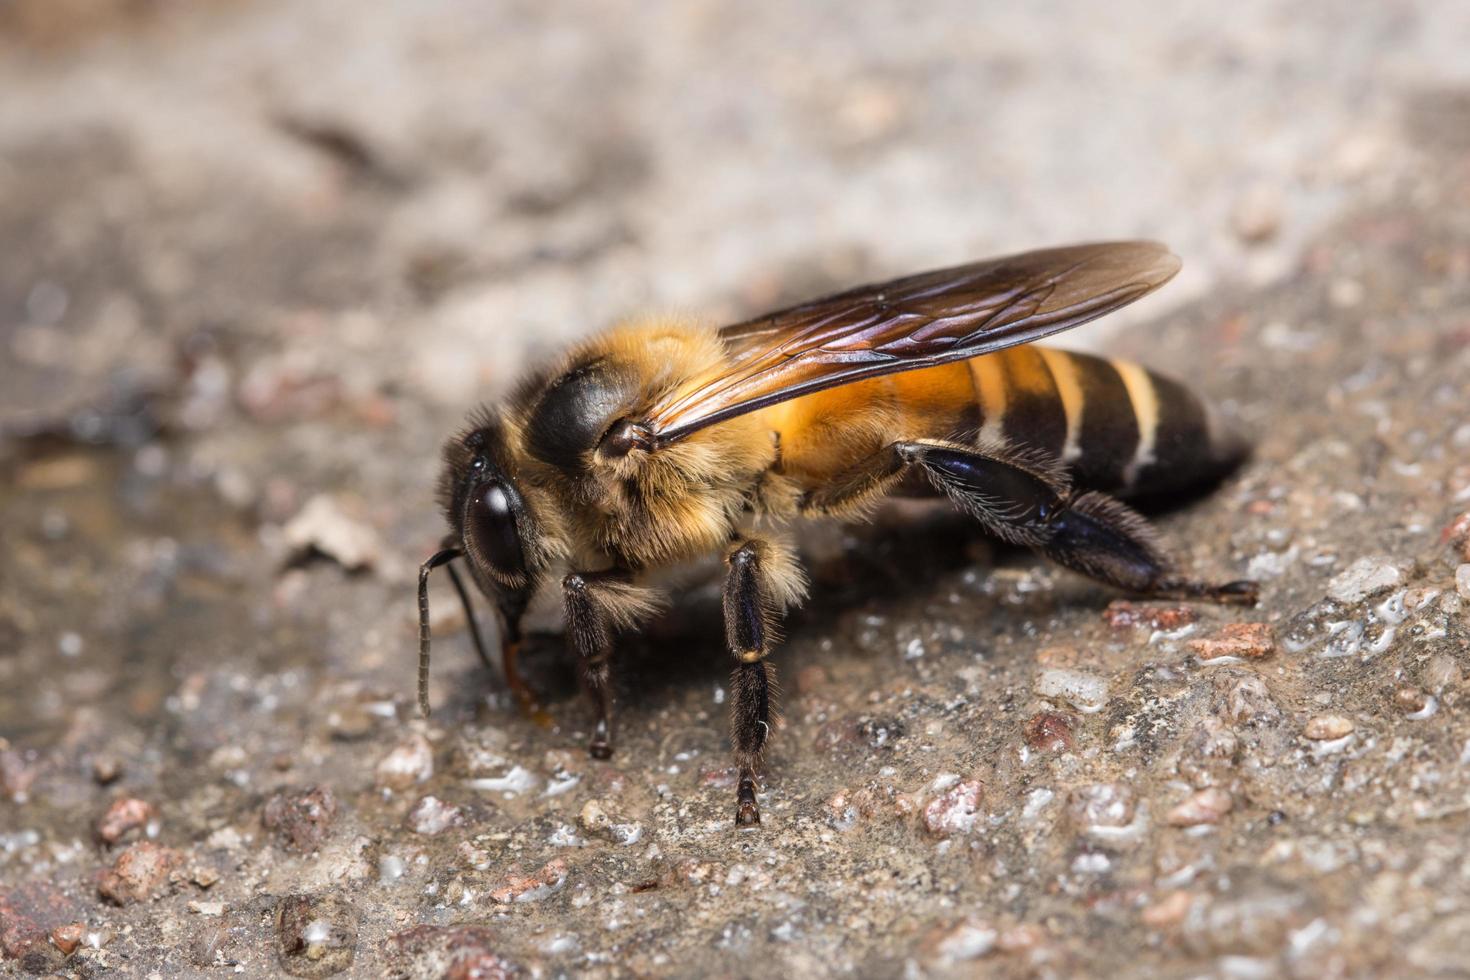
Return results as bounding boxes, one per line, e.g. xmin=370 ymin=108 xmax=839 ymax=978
xmin=3 ymin=2 xmax=1470 ymax=977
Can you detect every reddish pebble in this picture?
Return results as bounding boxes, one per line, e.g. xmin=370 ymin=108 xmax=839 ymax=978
xmin=1141 ymin=891 xmax=1194 ymax=928
xmin=1439 ymin=511 xmax=1470 ymax=561
xmin=1188 ymin=623 xmax=1276 ymax=661
xmin=923 ymin=780 xmax=984 ymax=837
xmin=98 ymin=842 xmax=181 ymax=905
xmin=489 ymin=859 xmax=569 ymax=904
xmin=96 ymin=797 xmax=156 ymax=846
xmin=1022 ymin=711 xmax=1075 ymax=753
xmin=50 ymin=923 xmax=84 ymax=957
xmin=262 ymin=786 xmax=338 ymax=853
xmin=1104 ymin=601 xmax=1197 ymax=632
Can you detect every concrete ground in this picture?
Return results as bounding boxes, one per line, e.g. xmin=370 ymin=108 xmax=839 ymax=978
xmin=3 ymin=2 xmax=1470 ymax=977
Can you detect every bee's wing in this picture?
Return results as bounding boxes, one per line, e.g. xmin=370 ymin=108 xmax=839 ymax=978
xmin=646 ymin=241 xmax=1181 ymax=442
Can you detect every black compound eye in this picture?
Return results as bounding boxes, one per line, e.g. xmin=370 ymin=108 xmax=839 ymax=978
xmin=468 ymin=481 xmax=526 ymax=577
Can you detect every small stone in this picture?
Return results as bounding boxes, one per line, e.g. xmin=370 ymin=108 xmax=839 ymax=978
xmin=1103 ymin=601 xmax=1197 ymax=632
xmin=376 ymin=734 xmax=433 ymax=790
xmin=276 ymin=893 xmax=359 ymax=978
xmin=489 ymin=859 xmax=569 ymax=904
xmin=49 ymin=923 xmax=84 ymax=956
xmin=1456 ymin=564 xmax=1470 ymax=600
xmin=263 ymin=786 xmax=339 ymax=853
xmin=282 ymin=494 xmax=381 ymax=571
xmin=1394 ymin=687 xmax=1428 ymax=714
xmin=97 ymin=841 xmax=182 ymax=905
xmin=1421 ymin=653 xmax=1461 ymax=692
xmin=923 ymin=779 xmax=984 ymax=837
xmin=1222 ymin=673 xmax=1281 ymax=724
xmin=1022 ymin=711 xmax=1075 ymax=753
xmin=95 ymin=797 xmax=156 ymax=845
xmin=1327 ymin=556 xmax=1403 ymax=604
xmin=1439 ymin=512 xmax=1470 ymax=561
xmin=1068 ymin=783 xmax=1137 ymax=832
xmin=1304 ymin=714 xmax=1355 ymax=740
xmin=1165 ymin=787 xmax=1233 ymax=827
xmin=1230 ymin=184 xmax=1283 ymax=244
xmin=920 ymin=917 xmax=997 ymax=965
xmin=406 ymin=795 xmax=462 ymax=836
xmin=0 ymin=881 xmax=82 ymax=963
xmin=1034 ymin=668 xmax=1109 ymax=713
xmin=91 ymin=756 xmax=121 ymax=785
xmin=1188 ymin=623 xmax=1276 ymax=661
xmin=389 ymin=925 xmax=517 ymax=980
xmin=1141 ymin=891 xmax=1194 ymax=928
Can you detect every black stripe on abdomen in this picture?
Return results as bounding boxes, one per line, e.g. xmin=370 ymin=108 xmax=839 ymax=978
xmin=1064 ymin=352 xmax=1140 ymax=493
xmin=996 ymin=347 xmax=1068 ymax=460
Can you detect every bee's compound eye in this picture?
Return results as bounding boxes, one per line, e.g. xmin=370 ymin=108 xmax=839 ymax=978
xmin=468 ymin=481 xmax=526 ymax=578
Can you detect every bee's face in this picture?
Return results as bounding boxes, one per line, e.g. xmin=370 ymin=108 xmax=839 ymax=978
xmin=440 ymin=420 xmax=538 ymax=593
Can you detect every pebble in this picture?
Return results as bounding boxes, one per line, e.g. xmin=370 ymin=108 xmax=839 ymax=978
xmin=923 ymin=779 xmax=984 ymax=837
xmin=920 ymin=917 xmax=997 ymax=965
xmin=276 ymin=893 xmax=358 ymax=978
xmin=1303 ymin=715 xmax=1355 ymax=740
xmin=49 ymin=923 xmax=84 ymax=956
xmin=95 ymin=797 xmax=156 ymax=845
xmin=1034 ymin=668 xmax=1109 ymax=714
xmin=489 ymin=859 xmax=569 ymax=904
xmin=0 ymin=881 xmax=82 ymax=962
xmin=1188 ymin=623 xmax=1276 ymax=661
xmin=1068 ymin=783 xmax=1137 ymax=832
xmin=1103 ymin=601 xmax=1197 ymax=632
xmin=282 ymin=494 xmax=382 ymax=571
xmin=91 ymin=756 xmax=121 ymax=785
xmin=1394 ymin=687 xmax=1428 ymax=715
xmin=262 ymin=787 xmax=339 ymax=853
xmin=376 ymin=734 xmax=434 ymax=790
xmin=1230 ymin=184 xmax=1283 ymax=244
xmin=1022 ymin=711 xmax=1075 ymax=753
xmin=578 ymin=799 xmax=642 ymax=844
xmin=388 ymin=925 xmax=517 ymax=980
xmin=1141 ymin=891 xmax=1194 ymax=928
xmin=1327 ymin=556 xmax=1403 ymax=604
xmin=1165 ymin=787 xmax=1233 ymax=827
xmin=98 ymin=842 xmax=182 ymax=905
xmin=1421 ymin=653 xmax=1461 ymax=692
xmin=406 ymin=795 xmax=463 ymax=836
xmin=1456 ymin=563 xmax=1470 ymax=600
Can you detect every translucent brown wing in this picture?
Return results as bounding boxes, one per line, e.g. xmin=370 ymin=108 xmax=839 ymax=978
xmin=646 ymin=241 xmax=1180 ymax=443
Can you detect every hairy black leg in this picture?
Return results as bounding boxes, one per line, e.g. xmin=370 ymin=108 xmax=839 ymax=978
xmin=809 ymin=439 xmax=1256 ymax=605
xmin=562 ymin=572 xmax=621 ymax=760
xmin=724 ymin=541 xmax=782 ymax=827
xmin=903 ymin=441 xmax=1258 ymax=604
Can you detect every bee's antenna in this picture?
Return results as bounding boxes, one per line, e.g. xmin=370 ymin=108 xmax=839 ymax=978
xmin=418 ymin=548 xmax=462 ymax=717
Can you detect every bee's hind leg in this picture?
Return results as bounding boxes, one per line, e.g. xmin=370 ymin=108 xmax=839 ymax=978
xmin=809 ymin=439 xmax=1255 ymax=605
xmin=723 ymin=538 xmax=808 ymax=827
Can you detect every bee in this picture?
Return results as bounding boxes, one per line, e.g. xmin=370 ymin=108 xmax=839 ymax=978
xmin=418 ymin=242 xmax=1257 ymax=827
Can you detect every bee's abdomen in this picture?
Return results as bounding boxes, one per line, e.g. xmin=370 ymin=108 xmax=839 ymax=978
xmin=968 ymin=346 xmax=1249 ymax=497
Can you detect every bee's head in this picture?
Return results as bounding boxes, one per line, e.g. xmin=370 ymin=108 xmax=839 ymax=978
xmin=438 ymin=414 xmax=549 ymax=597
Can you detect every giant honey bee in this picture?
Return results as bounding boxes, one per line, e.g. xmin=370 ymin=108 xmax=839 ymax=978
xmin=418 ymin=242 xmax=1256 ymax=826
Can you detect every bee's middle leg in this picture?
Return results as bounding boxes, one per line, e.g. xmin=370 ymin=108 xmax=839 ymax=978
xmin=723 ymin=538 xmax=807 ymax=828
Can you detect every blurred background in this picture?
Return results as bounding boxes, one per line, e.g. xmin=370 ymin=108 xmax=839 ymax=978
xmin=3 ymin=0 xmax=1468 ymax=440
xmin=4 ymin=2 xmax=1470 ymax=977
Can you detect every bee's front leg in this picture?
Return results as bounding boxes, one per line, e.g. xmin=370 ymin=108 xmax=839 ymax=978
xmin=723 ymin=538 xmax=808 ymax=828
xmin=561 ymin=571 xmax=665 ymax=760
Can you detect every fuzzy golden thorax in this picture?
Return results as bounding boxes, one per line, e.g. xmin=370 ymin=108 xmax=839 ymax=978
xmin=498 ymin=318 xmax=779 ymax=572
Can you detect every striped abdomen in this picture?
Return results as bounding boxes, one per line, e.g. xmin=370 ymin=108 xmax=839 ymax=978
xmin=769 ymin=344 xmax=1248 ymax=499
xmin=963 ymin=345 xmax=1248 ymax=496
